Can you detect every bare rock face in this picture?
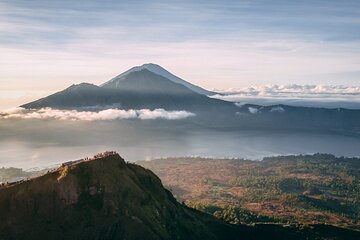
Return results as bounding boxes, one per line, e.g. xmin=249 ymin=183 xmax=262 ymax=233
xmin=57 ymin=173 xmax=79 ymax=205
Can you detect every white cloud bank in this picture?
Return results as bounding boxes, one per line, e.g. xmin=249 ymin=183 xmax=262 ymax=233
xmin=213 ymin=84 xmax=360 ymax=97
xmin=211 ymin=84 xmax=360 ymax=109
xmin=0 ymin=108 xmax=195 ymax=121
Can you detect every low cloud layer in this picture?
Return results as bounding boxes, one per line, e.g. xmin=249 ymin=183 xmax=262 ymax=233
xmin=0 ymin=108 xmax=195 ymax=121
xmin=213 ymin=84 xmax=360 ymax=97
xmin=270 ymin=106 xmax=285 ymax=113
xmin=248 ymin=107 xmax=258 ymax=114
xmin=211 ymin=84 xmax=360 ymax=109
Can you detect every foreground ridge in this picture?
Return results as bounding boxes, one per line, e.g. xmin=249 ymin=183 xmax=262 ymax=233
xmin=0 ymin=152 xmax=243 ymax=240
xmin=0 ymin=152 xmax=359 ymax=240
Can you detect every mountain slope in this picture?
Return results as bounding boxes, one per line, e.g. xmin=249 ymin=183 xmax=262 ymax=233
xmin=0 ymin=153 xmax=241 ymax=240
xmin=0 ymin=153 xmax=358 ymax=240
xmin=102 ymin=63 xmax=216 ymax=95
xmin=139 ymin=154 xmax=360 ymax=230
xmin=20 ymin=83 xmax=119 ymax=109
xmin=21 ymin=69 xmax=232 ymax=111
xmin=232 ymin=104 xmax=360 ymax=135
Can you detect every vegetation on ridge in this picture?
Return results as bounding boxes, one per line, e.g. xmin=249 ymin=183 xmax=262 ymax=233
xmin=0 ymin=154 xmax=248 ymax=240
xmin=139 ymin=154 xmax=360 ymax=231
xmin=1 ymin=153 xmax=359 ymax=239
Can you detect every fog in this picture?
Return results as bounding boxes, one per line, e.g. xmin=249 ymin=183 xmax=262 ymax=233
xmin=1 ymin=119 xmax=359 ymax=169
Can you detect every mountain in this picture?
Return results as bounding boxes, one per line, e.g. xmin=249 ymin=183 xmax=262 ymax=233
xmin=20 ymin=69 xmax=230 ymax=111
xmin=102 ymin=63 xmax=216 ymax=95
xmin=0 ymin=153 xmax=358 ymax=240
xmin=19 ymin=64 xmax=360 ymax=136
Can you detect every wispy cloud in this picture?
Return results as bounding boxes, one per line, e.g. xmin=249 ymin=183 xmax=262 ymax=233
xmin=0 ymin=108 xmax=195 ymax=121
xmin=0 ymin=0 xmax=359 ymax=92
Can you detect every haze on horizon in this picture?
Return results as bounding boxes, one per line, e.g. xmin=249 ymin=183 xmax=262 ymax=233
xmin=0 ymin=0 xmax=359 ymax=109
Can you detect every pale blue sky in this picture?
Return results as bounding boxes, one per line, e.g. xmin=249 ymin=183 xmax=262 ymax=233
xmin=0 ymin=0 xmax=359 ymax=108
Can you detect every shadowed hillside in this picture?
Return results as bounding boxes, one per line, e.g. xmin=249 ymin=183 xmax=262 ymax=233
xmin=0 ymin=153 xmax=359 ymax=240
xmin=0 ymin=153 xmax=245 ymax=240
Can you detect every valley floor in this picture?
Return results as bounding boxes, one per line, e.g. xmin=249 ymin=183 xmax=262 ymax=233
xmin=139 ymin=154 xmax=360 ymax=231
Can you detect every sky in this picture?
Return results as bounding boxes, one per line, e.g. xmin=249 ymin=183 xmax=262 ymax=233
xmin=0 ymin=0 xmax=360 ymax=109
